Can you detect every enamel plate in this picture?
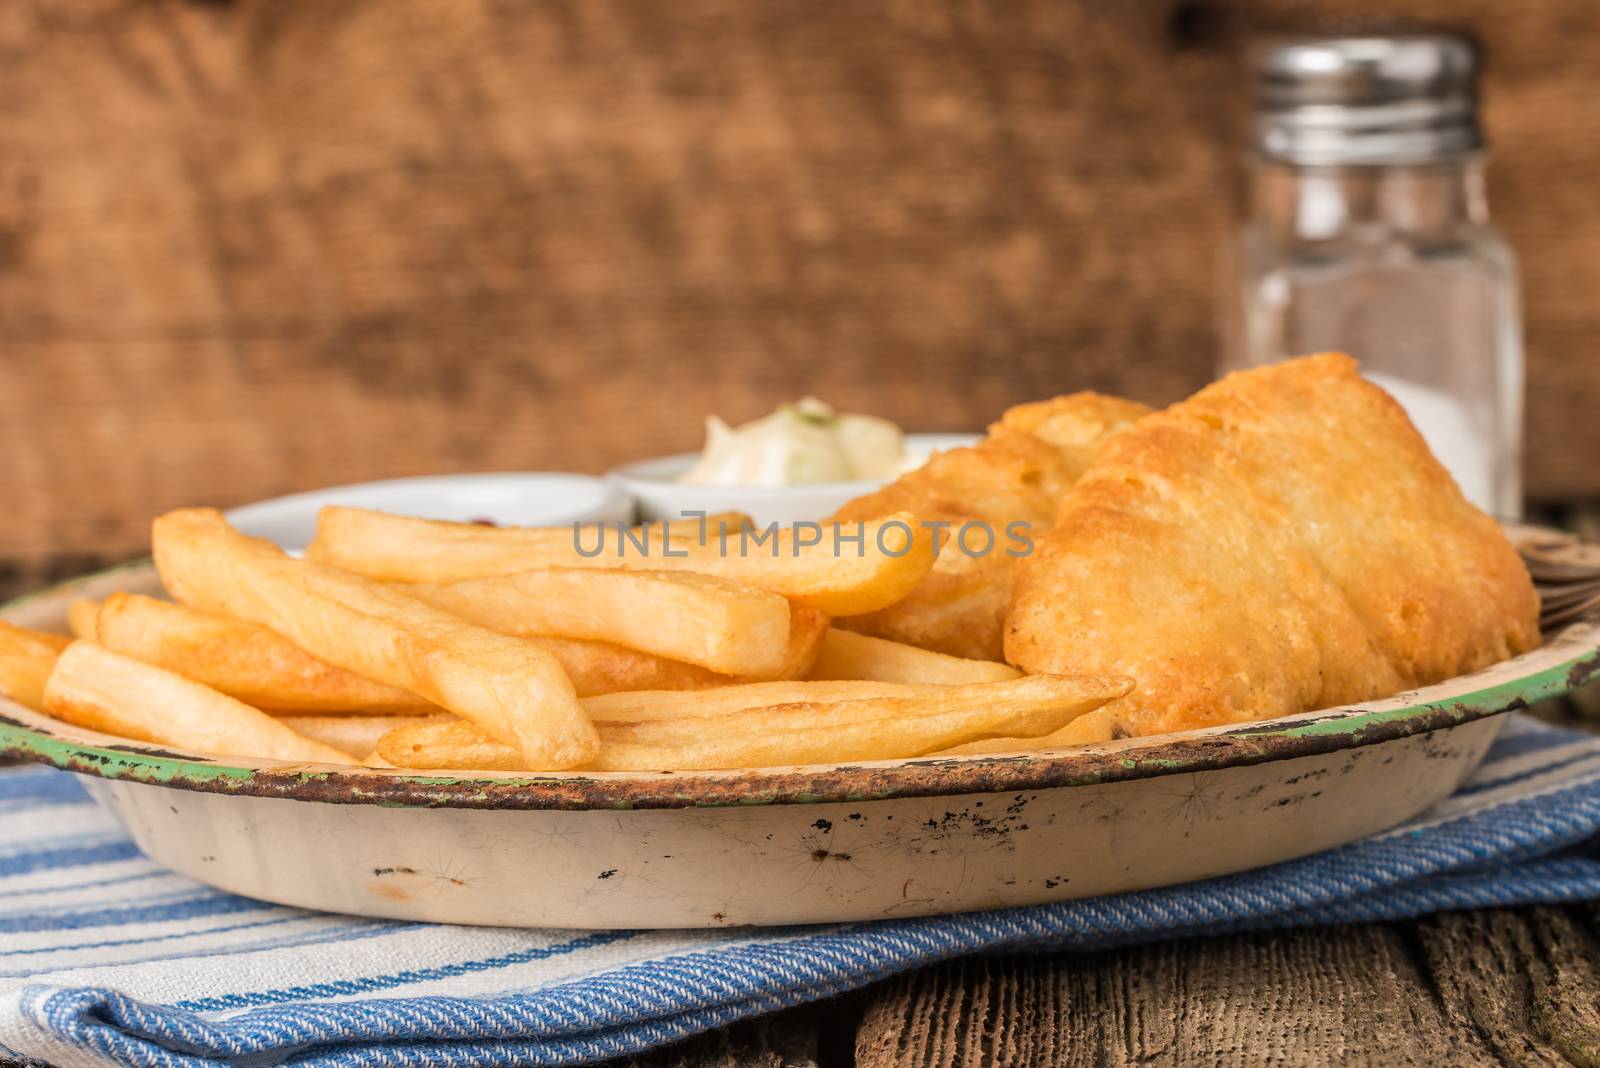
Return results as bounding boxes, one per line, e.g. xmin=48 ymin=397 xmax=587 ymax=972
xmin=3 ymin=563 xmax=1595 ymax=930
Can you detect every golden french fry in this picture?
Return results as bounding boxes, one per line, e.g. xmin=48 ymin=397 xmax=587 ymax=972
xmin=43 ymin=641 xmax=354 ymax=764
xmin=96 ymin=593 xmax=437 ymax=714
xmin=378 ymin=674 xmax=1132 ymax=771
xmin=752 ymin=605 xmax=830 ymax=679
xmin=807 ymin=627 xmax=1022 ymax=685
xmin=529 ymin=604 xmax=827 ymax=694
xmin=582 ymin=678 xmax=926 ymax=723
xmin=0 ymin=622 xmax=72 ymax=712
xmin=933 ymin=706 xmax=1130 ymax=756
xmin=377 ymin=718 xmax=525 ymax=772
xmin=152 ymin=508 xmax=599 ymax=769
xmin=308 ymin=506 xmax=937 ymax=616
xmin=593 ymin=674 xmax=1130 ymax=768
xmin=309 ymin=508 xmax=749 ymax=582
xmin=67 ymin=599 xmax=100 ymax=641
xmin=276 ymin=714 xmax=442 ymax=758
xmin=407 ymin=569 xmax=794 ymax=676
xmin=529 ymin=635 xmax=741 ymax=695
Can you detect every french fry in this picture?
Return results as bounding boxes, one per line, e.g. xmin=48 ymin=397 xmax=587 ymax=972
xmin=933 ymin=706 xmax=1130 ymax=756
xmin=377 ymin=718 xmax=525 ymax=772
xmin=84 ymin=586 xmax=794 ymax=706
xmin=67 ymin=599 xmax=100 ymax=641
xmin=308 ymin=506 xmax=937 ymax=616
xmin=95 ymin=590 xmax=808 ymax=708
xmin=96 ymin=593 xmax=437 ymax=714
xmin=530 ymin=605 xmax=827 ymax=693
xmin=377 ymin=674 xmax=1132 ymax=771
xmin=0 ymin=622 xmax=72 ymax=712
xmin=407 ymin=569 xmax=795 ymax=676
xmin=807 ymin=628 xmax=1022 ymax=685
xmin=528 ymin=636 xmax=740 ymax=695
xmin=309 ymin=508 xmax=749 ymax=582
xmin=42 ymin=641 xmax=355 ymax=764
xmin=582 ymin=678 xmax=927 ymax=723
xmin=152 ymin=508 xmax=599 ymax=769
xmin=748 ymin=606 xmax=830 ymax=680
xmin=276 ymin=714 xmax=442 ymax=758
xmin=593 ymin=674 xmax=1131 ymax=768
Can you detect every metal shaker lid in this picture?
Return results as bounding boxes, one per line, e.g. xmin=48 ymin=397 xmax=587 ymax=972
xmin=1252 ymin=35 xmax=1483 ymax=165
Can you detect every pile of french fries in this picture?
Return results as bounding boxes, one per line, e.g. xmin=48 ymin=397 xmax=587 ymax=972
xmin=0 ymin=507 xmax=1130 ymax=773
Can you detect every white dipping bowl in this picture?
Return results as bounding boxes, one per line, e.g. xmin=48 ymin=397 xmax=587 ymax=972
xmin=609 ymin=433 xmax=980 ymax=527
xmin=226 ymin=473 xmax=635 ymax=552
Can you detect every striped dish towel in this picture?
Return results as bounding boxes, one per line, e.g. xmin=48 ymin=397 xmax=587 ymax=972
xmin=3 ymin=715 xmax=1599 ymax=1068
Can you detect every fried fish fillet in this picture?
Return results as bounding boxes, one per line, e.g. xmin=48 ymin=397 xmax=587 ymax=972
xmin=1004 ymin=353 xmax=1541 ymax=746
xmin=831 ymin=392 xmax=1150 ymax=660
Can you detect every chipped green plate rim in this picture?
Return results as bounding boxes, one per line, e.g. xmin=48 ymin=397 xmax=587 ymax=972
xmin=2 ymin=562 xmax=1596 ymax=811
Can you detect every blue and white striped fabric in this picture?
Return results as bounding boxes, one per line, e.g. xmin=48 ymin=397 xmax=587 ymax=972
xmin=3 ymin=714 xmax=1600 ymax=1068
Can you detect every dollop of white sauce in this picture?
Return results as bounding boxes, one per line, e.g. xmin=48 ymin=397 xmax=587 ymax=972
xmin=677 ymin=398 xmax=907 ymax=486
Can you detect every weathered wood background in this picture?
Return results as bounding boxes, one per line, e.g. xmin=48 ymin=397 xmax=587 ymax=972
xmin=1 ymin=0 xmax=1598 ymax=579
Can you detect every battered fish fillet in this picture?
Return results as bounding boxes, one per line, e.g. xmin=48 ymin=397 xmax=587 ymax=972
xmin=831 ymin=393 xmax=1150 ymax=660
xmin=1002 ymin=353 xmax=1541 ymax=748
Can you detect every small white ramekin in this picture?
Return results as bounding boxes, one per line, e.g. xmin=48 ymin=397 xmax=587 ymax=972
xmin=226 ymin=473 xmax=635 ymax=551
xmin=608 ymin=433 xmax=979 ymax=527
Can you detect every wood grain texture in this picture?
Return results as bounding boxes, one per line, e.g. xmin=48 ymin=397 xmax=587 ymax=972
xmin=854 ymin=906 xmax=1600 ymax=1067
xmin=1 ymin=0 xmax=1598 ymax=571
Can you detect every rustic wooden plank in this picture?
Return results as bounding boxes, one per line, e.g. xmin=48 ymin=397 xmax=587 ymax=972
xmin=1414 ymin=905 xmax=1600 ymax=1068
xmin=0 ymin=0 xmax=1217 ymax=570
xmin=3 ymin=0 xmax=1600 ymax=577
xmin=854 ymin=907 xmax=1600 ymax=1066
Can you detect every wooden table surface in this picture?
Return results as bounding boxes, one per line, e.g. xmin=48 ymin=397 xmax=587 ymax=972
xmin=606 ymin=898 xmax=1600 ymax=1067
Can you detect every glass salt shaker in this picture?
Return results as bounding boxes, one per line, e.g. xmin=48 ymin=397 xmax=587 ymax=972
xmin=1224 ymin=34 xmax=1524 ymax=517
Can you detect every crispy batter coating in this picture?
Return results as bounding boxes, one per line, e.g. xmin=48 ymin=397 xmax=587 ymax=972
xmin=832 ymin=392 xmax=1151 ymax=659
xmin=1006 ymin=353 xmax=1542 ymax=741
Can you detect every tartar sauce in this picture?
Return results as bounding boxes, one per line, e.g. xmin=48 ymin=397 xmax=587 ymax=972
xmin=677 ymin=398 xmax=907 ymax=486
